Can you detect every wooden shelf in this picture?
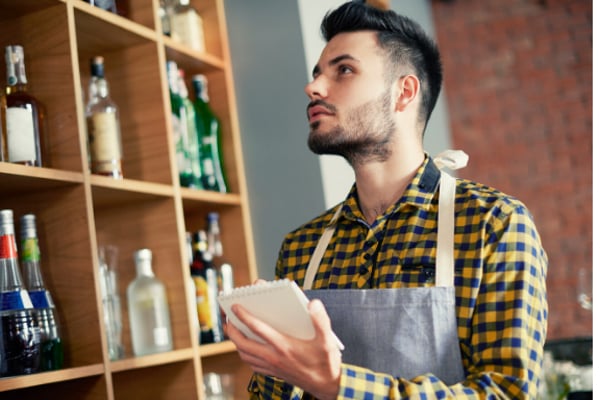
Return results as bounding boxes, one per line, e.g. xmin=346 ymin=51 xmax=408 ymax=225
xmin=0 ymin=0 xmax=257 ymax=398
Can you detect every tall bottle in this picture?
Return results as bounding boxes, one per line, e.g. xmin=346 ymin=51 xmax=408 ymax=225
xmin=0 ymin=209 xmax=41 ymax=376
xmin=127 ymin=249 xmax=173 ymax=356
xmin=86 ymin=56 xmax=123 ymax=179
xmin=192 ymin=75 xmax=228 ymax=193
xmin=167 ymin=61 xmax=197 ymax=188
xmin=190 ymin=230 xmax=222 ymax=344
xmin=169 ymin=0 xmax=206 ymax=52
xmin=19 ymin=214 xmax=64 ymax=371
xmin=178 ymin=68 xmax=203 ymax=188
xmin=1 ymin=45 xmax=47 ymax=167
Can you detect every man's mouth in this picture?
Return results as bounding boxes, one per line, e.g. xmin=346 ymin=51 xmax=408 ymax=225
xmin=307 ymin=101 xmax=336 ymax=123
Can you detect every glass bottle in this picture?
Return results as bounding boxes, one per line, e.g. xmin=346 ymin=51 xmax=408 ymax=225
xmin=127 ymin=249 xmax=173 ymax=356
xmin=19 ymin=214 xmax=64 ymax=371
xmin=0 ymin=209 xmax=41 ymax=376
xmin=206 ymin=212 xmax=223 ymax=260
xmin=167 ymin=60 xmax=196 ymax=188
xmin=98 ymin=244 xmax=124 ymax=360
xmin=178 ymin=68 xmax=202 ymax=188
xmin=86 ymin=56 xmax=123 ymax=179
xmin=83 ymin=0 xmax=117 ymax=13
xmin=192 ymin=75 xmax=228 ymax=193
xmin=169 ymin=0 xmax=206 ymax=52
xmin=190 ymin=230 xmax=222 ymax=344
xmin=1 ymin=45 xmax=47 ymax=167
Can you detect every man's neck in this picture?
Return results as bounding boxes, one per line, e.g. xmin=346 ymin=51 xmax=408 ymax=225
xmin=353 ymin=151 xmax=425 ymax=225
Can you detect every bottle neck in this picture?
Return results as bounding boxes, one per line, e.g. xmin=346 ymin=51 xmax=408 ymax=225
xmin=0 ymin=232 xmax=26 ymax=292
xmin=21 ymin=236 xmax=46 ymax=291
xmin=90 ymin=76 xmax=110 ymax=99
xmin=135 ymin=260 xmax=155 ymax=277
xmin=5 ymin=54 xmax=28 ymax=94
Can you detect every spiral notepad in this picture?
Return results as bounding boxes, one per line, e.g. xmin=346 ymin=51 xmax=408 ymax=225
xmin=217 ymin=279 xmax=344 ymax=350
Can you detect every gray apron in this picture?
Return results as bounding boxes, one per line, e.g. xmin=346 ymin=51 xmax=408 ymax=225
xmin=303 ymin=152 xmax=467 ymax=384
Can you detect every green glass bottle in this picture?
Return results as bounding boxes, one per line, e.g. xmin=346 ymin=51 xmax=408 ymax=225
xmin=167 ymin=61 xmax=201 ymax=188
xmin=191 ymin=75 xmax=228 ymax=193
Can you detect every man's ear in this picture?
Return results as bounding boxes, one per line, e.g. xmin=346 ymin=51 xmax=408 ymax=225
xmin=395 ymin=74 xmax=420 ymax=112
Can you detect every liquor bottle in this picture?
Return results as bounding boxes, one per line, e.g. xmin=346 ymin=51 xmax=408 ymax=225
xmin=167 ymin=61 xmax=197 ymax=188
xmin=86 ymin=56 xmax=123 ymax=179
xmin=127 ymin=249 xmax=173 ymax=356
xmin=19 ymin=214 xmax=64 ymax=371
xmin=206 ymin=212 xmax=223 ymax=260
xmin=178 ymin=68 xmax=202 ymax=188
xmin=83 ymin=0 xmax=117 ymax=13
xmin=0 ymin=209 xmax=41 ymax=376
xmin=169 ymin=0 xmax=206 ymax=52
xmin=192 ymin=75 xmax=228 ymax=193
xmin=190 ymin=230 xmax=222 ymax=344
xmin=159 ymin=0 xmax=175 ymax=36
xmin=1 ymin=45 xmax=47 ymax=167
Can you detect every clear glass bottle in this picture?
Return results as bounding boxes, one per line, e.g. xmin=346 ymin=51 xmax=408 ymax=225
xmin=1 ymin=45 xmax=47 ymax=167
xmin=83 ymin=0 xmax=117 ymax=13
xmin=98 ymin=244 xmax=124 ymax=360
xmin=0 ymin=209 xmax=41 ymax=376
xmin=169 ymin=0 xmax=206 ymax=52
xmin=127 ymin=249 xmax=173 ymax=356
xmin=86 ymin=56 xmax=123 ymax=179
xmin=192 ymin=75 xmax=228 ymax=193
xmin=19 ymin=214 xmax=64 ymax=371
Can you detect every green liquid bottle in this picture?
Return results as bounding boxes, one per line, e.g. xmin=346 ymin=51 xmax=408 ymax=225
xmin=191 ymin=74 xmax=228 ymax=193
xmin=20 ymin=214 xmax=64 ymax=371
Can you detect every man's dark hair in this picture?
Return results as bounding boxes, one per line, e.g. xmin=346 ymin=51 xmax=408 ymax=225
xmin=321 ymin=1 xmax=443 ymax=135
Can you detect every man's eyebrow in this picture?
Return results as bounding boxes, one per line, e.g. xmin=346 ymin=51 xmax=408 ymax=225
xmin=312 ymin=54 xmax=359 ymax=78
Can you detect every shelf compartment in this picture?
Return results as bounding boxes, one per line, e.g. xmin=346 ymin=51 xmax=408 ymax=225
xmin=0 ymin=373 xmax=108 ymax=399
xmin=75 ymin=10 xmax=172 ymax=185
xmin=0 ymin=183 xmax=105 ymax=369
xmin=0 ymin=1 xmax=84 ymax=172
xmin=112 ymin=359 xmax=200 ymax=399
xmin=0 ymin=364 xmax=104 ymax=392
xmin=92 ymin=195 xmax=193 ymax=360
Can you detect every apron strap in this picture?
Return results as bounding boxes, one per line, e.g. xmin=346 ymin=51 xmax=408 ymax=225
xmin=304 ymin=150 xmax=468 ymax=290
xmin=303 ymin=206 xmax=342 ymax=290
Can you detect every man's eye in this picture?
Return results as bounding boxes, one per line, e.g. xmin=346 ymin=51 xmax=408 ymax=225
xmin=338 ymin=65 xmax=353 ymax=74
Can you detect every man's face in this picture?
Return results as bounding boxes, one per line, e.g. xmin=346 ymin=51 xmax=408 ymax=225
xmin=305 ymin=31 xmax=396 ymax=163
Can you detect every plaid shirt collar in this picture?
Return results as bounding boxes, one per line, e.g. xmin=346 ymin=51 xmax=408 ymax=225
xmin=334 ymin=154 xmax=441 ymax=227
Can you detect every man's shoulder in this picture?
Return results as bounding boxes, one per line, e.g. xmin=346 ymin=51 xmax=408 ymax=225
xmin=284 ymin=206 xmax=340 ymax=242
xmin=455 ymin=177 xmax=531 ymax=218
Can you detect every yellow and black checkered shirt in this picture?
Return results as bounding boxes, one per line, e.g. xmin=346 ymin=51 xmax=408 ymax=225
xmin=248 ymin=155 xmax=548 ymax=399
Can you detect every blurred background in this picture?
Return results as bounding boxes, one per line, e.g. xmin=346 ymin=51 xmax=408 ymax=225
xmin=224 ymin=0 xmax=592 ymax=344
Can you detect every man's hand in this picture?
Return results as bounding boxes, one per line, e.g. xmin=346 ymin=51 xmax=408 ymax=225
xmin=224 ymin=298 xmax=342 ymax=400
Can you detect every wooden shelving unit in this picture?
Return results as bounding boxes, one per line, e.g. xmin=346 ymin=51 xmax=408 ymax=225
xmin=0 ymin=0 xmax=257 ymax=398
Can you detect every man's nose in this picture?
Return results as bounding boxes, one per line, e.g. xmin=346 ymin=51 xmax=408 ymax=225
xmin=305 ymin=76 xmax=327 ymax=99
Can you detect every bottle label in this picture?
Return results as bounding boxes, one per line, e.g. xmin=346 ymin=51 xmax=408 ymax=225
xmin=6 ymin=107 xmax=36 ymax=163
xmin=170 ymin=11 xmax=205 ymax=52
xmin=153 ymin=326 xmax=169 ymax=346
xmin=0 ymin=234 xmax=18 ymax=259
xmin=89 ymin=111 xmax=122 ymax=174
xmin=21 ymin=237 xmax=40 ymax=263
xmin=0 ymin=289 xmax=34 ymax=311
xmin=192 ymin=275 xmax=213 ymax=331
xmin=29 ymin=289 xmax=54 ymax=309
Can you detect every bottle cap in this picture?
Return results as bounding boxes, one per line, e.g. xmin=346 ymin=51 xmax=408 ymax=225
xmin=90 ymin=56 xmax=105 ymax=78
xmin=20 ymin=213 xmax=37 ymax=239
xmin=0 ymin=209 xmax=15 ymax=235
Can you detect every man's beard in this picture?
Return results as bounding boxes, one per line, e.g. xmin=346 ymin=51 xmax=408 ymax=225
xmin=307 ymin=90 xmax=395 ymax=165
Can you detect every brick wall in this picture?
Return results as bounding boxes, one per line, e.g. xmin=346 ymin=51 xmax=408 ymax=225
xmin=430 ymin=0 xmax=592 ymax=339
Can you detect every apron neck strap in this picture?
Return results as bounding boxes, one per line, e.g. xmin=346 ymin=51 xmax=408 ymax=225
xmin=303 ymin=150 xmax=467 ymax=290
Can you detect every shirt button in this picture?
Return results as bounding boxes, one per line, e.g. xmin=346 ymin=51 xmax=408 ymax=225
xmin=360 ymin=265 xmax=369 ymax=275
xmin=363 ymin=253 xmax=371 ymax=260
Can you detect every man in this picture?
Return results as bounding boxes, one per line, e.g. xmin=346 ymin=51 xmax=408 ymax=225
xmin=226 ymin=2 xmax=548 ymax=399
